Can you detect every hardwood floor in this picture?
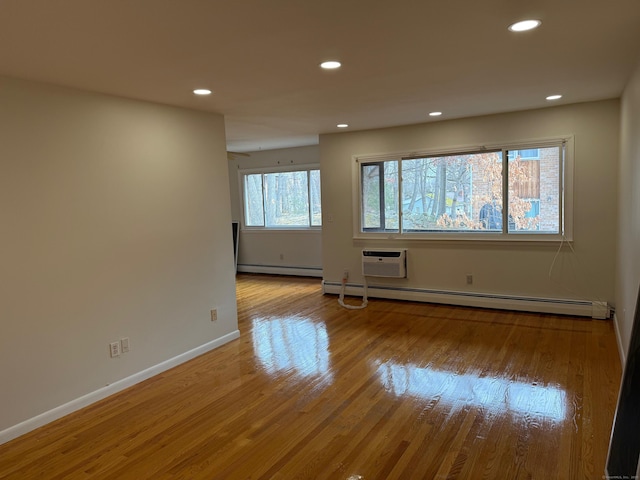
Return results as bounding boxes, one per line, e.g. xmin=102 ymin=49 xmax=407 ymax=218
xmin=0 ymin=274 xmax=621 ymax=479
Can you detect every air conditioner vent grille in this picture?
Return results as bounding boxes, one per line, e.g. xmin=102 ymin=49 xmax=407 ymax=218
xmin=362 ymin=249 xmax=407 ymax=278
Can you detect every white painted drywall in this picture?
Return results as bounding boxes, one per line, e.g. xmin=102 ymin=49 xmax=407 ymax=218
xmin=616 ymin=60 xmax=640 ymax=361
xmin=320 ymin=100 xmax=619 ymax=306
xmin=0 ymin=77 xmax=238 ymax=434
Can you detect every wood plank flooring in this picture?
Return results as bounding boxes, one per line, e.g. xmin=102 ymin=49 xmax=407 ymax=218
xmin=0 ymin=274 xmax=622 ymax=479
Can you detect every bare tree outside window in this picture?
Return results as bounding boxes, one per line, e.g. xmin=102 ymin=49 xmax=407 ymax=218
xmin=242 ymin=168 xmax=321 ymax=228
xmin=402 ymin=151 xmax=503 ymax=231
xmin=244 ymin=174 xmax=265 ymax=226
xmin=310 ymin=170 xmax=322 ymax=226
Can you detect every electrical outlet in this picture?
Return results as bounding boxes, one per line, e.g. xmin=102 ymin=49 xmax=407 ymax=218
xmin=466 ymin=274 xmax=473 ymax=285
xmin=120 ymin=337 xmax=130 ymax=353
xmin=109 ymin=341 xmax=121 ymax=358
xmin=210 ymin=309 xmax=218 ymax=322
xmin=343 ymin=269 xmax=349 ymax=281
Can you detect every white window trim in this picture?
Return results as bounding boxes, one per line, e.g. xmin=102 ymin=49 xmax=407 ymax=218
xmin=238 ymin=163 xmax=322 ymax=231
xmin=351 ymin=137 xmax=574 ymax=243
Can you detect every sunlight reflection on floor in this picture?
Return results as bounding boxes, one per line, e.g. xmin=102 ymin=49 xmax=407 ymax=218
xmin=375 ymin=361 xmax=567 ymax=422
xmin=251 ymin=316 xmax=567 ymax=423
xmin=252 ymin=316 xmax=333 ymax=382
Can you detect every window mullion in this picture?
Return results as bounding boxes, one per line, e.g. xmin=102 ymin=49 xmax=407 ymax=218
xmin=261 ymin=173 xmax=267 ymax=227
xmin=379 ymin=163 xmax=386 ymax=230
xmin=307 ymin=170 xmax=312 ymax=226
xmin=502 ymin=149 xmax=509 ymax=234
xmin=399 ymin=160 xmax=404 ymax=233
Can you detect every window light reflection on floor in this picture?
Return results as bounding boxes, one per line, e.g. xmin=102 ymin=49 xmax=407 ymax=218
xmin=252 ymin=317 xmax=333 ymax=382
xmin=375 ymin=362 xmax=567 ymax=422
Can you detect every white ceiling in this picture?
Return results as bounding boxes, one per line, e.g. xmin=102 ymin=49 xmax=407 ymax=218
xmin=1 ymin=0 xmax=639 ymax=153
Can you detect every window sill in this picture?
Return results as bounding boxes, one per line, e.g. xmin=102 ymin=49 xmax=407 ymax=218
xmin=353 ymin=232 xmax=571 ymax=246
xmin=242 ymin=227 xmax=322 ymax=235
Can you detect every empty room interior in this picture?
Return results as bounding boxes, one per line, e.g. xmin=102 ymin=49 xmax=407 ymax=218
xmin=2 ymin=1 xmax=640 ymax=478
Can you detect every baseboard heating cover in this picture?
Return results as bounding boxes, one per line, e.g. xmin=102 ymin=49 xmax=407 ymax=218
xmin=238 ymin=264 xmax=323 ymax=278
xmin=322 ymin=281 xmax=610 ymax=319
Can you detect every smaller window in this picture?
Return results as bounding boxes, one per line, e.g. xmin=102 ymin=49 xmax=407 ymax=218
xmin=361 ymin=160 xmax=399 ymax=232
xmin=506 ymin=146 xmax=560 ymax=234
xmin=241 ymin=166 xmax=321 ymax=229
xmin=310 ymin=169 xmax=322 ymax=226
xmin=244 ymin=174 xmax=265 ymax=226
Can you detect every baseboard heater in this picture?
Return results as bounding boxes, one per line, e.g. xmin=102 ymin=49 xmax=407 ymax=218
xmin=237 ymin=264 xmax=323 ymax=278
xmin=322 ymin=281 xmax=610 ymax=319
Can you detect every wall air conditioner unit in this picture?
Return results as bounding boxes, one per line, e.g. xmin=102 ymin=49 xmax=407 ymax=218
xmin=362 ymin=249 xmax=407 ymax=278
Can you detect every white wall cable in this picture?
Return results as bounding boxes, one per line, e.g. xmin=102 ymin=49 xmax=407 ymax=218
xmin=338 ymin=274 xmax=368 ymax=310
xmin=548 ymin=234 xmax=608 ymax=307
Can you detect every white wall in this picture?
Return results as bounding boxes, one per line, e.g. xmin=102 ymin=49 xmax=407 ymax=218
xmin=228 ymin=145 xmax=322 ymax=274
xmin=616 ymin=60 xmax=640 ymax=361
xmin=0 ymin=77 xmax=238 ymax=437
xmin=320 ymin=100 xmax=619 ymax=308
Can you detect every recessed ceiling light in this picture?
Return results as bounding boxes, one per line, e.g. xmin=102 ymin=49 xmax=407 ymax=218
xmin=546 ymin=94 xmax=563 ymax=101
xmin=337 ymin=123 xmax=349 ymax=128
xmin=429 ymin=111 xmax=443 ymax=117
xmin=320 ymin=61 xmax=341 ymax=70
xmin=508 ymin=19 xmax=542 ymax=32
xmin=193 ymin=89 xmax=212 ymax=95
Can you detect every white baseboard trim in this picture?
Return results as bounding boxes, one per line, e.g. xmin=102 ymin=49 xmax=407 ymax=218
xmin=237 ymin=264 xmax=323 ymax=278
xmin=0 ymin=330 xmax=240 ymax=446
xmin=323 ymin=281 xmax=609 ymax=319
xmin=613 ymin=312 xmax=626 ymax=367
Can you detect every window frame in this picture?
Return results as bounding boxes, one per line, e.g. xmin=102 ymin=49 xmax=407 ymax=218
xmin=353 ymin=137 xmax=573 ymax=243
xmin=239 ymin=163 xmax=322 ymax=231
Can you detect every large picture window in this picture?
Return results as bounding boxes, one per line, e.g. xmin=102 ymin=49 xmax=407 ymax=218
xmin=359 ymin=141 xmax=566 ymax=239
xmin=242 ymin=166 xmax=321 ymax=228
